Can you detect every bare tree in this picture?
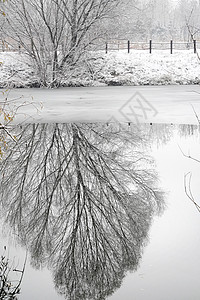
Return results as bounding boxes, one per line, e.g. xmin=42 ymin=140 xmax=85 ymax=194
xmin=0 ymin=123 xmax=164 ymax=299
xmin=2 ymin=0 xmax=118 ymax=87
xmin=0 ymin=248 xmax=26 ymax=300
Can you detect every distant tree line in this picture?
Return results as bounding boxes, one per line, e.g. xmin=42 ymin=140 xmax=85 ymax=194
xmin=103 ymin=0 xmax=200 ymax=42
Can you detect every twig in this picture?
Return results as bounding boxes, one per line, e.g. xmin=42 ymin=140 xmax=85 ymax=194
xmin=184 ymin=172 xmax=200 ymax=212
xmin=178 ymin=144 xmax=200 ymax=163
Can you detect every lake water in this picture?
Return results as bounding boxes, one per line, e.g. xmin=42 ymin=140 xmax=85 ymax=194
xmin=1 ymin=85 xmax=200 ymax=124
xmin=0 ymin=123 xmax=200 ymax=300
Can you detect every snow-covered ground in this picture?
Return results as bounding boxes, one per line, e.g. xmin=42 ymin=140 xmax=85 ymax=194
xmin=0 ymin=50 xmax=200 ymax=87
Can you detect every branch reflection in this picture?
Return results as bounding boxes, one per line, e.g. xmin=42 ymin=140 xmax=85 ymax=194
xmin=0 ymin=123 xmax=165 ymax=299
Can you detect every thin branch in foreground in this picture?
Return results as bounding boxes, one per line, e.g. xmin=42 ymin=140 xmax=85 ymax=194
xmin=191 ymin=104 xmax=200 ymax=125
xmin=184 ymin=172 xmax=200 ymax=213
xmin=178 ymin=145 xmax=200 ymax=163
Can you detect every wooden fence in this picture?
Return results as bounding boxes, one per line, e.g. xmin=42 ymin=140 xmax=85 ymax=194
xmin=0 ymin=42 xmax=21 ymax=53
xmin=104 ymin=40 xmax=198 ymax=54
xmin=0 ymin=40 xmax=199 ymax=54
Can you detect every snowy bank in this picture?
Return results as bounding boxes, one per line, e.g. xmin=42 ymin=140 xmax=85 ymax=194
xmin=0 ymin=50 xmax=200 ymax=88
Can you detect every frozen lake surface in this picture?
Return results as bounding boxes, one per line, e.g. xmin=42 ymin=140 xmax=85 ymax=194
xmin=1 ymin=85 xmax=200 ymax=124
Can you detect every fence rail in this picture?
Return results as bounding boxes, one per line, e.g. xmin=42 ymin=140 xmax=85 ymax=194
xmin=0 ymin=43 xmax=21 ymax=52
xmin=0 ymin=40 xmax=199 ymax=54
xmin=104 ymin=40 xmax=198 ymax=54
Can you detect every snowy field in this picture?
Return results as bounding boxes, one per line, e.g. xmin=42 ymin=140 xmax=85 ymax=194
xmin=1 ymin=50 xmax=200 ymax=125
xmin=0 ymin=49 xmax=200 ymax=88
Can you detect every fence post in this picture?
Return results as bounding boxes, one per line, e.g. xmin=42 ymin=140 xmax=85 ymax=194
xmin=194 ymin=40 xmax=197 ymax=54
xmin=170 ymin=40 xmax=173 ymax=54
xmin=149 ymin=40 xmax=152 ymax=54
xmin=105 ymin=42 xmax=108 ymax=54
xmin=128 ymin=40 xmax=130 ymax=53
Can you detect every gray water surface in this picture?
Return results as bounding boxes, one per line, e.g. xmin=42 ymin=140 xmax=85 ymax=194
xmin=0 ymin=123 xmax=200 ymax=300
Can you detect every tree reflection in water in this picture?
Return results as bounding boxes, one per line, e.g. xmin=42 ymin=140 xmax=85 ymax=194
xmin=0 ymin=123 xmax=165 ymax=300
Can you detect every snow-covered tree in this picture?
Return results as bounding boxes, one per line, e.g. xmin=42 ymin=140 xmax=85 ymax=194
xmin=2 ymin=0 xmax=118 ymax=87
